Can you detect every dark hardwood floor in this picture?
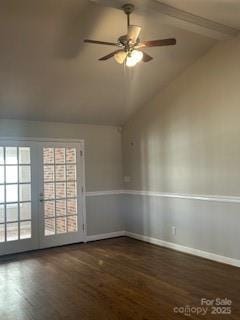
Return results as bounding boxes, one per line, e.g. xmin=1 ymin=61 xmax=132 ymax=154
xmin=0 ymin=237 xmax=240 ymax=320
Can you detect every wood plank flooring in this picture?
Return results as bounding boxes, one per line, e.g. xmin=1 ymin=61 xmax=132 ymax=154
xmin=0 ymin=237 xmax=240 ymax=319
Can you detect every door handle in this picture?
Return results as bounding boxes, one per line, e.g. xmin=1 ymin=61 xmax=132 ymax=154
xmin=39 ymin=193 xmax=44 ymax=202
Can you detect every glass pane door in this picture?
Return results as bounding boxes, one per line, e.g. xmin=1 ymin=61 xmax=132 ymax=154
xmin=39 ymin=142 xmax=85 ymax=249
xmin=0 ymin=142 xmax=38 ymax=255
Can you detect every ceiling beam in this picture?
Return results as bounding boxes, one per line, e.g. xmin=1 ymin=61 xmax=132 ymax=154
xmin=89 ymin=0 xmax=239 ymax=40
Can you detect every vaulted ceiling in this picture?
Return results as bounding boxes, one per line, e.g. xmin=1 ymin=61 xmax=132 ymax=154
xmin=0 ymin=0 xmax=238 ymax=125
xmin=159 ymin=0 xmax=240 ymax=29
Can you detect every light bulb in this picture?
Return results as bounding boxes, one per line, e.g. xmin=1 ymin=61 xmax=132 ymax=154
xmin=114 ymin=51 xmax=127 ymax=64
xmin=126 ymin=50 xmax=143 ymax=67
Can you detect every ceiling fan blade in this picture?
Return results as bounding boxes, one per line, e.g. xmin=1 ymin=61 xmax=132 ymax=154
xmin=99 ymin=50 xmax=123 ymax=61
xmin=141 ymin=51 xmax=153 ymax=62
xmin=127 ymin=25 xmax=142 ymax=44
xmin=140 ymin=38 xmax=176 ymax=48
xmin=84 ymin=39 xmax=118 ymax=47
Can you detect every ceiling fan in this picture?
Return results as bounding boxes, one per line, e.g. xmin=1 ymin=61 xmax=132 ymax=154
xmin=84 ymin=3 xmax=176 ymax=67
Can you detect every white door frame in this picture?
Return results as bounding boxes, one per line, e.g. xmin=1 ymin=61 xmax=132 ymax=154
xmin=0 ymin=137 xmax=87 ymax=255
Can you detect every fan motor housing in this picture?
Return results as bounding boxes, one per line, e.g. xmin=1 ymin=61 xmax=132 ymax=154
xmin=122 ymin=4 xmax=135 ymax=15
xmin=118 ymin=35 xmax=128 ymax=45
xmin=118 ymin=34 xmax=140 ymax=48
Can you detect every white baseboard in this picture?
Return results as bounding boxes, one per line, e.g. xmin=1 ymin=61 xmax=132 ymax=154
xmin=86 ymin=230 xmax=240 ymax=268
xmin=125 ymin=232 xmax=240 ymax=268
xmin=86 ymin=231 xmax=126 ymax=242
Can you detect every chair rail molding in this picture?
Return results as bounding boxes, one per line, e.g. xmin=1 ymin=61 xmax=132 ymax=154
xmin=86 ymin=189 xmax=240 ymax=203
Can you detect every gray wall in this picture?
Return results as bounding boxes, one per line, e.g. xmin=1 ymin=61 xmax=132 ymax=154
xmin=0 ymin=119 xmax=123 ymax=191
xmin=122 ymin=37 xmax=240 ymax=260
xmin=87 ymin=195 xmax=124 ymax=235
xmin=0 ymin=119 xmax=123 ymax=235
xmin=124 ymin=195 xmax=240 ymax=259
xmin=123 ymin=37 xmax=240 ymax=195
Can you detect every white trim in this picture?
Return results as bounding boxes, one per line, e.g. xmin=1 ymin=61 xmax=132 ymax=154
xmin=154 ymin=1 xmax=239 ymax=39
xmin=125 ymin=190 xmax=240 ymax=204
xmin=125 ymin=232 xmax=240 ymax=268
xmin=86 ymin=230 xmax=240 ymax=267
xmin=85 ymin=189 xmax=240 ymax=203
xmin=86 ymin=231 xmax=126 ymax=242
xmin=86 ymin=190 xmax=124 ymax=197
xmin=81 ymin=142 xmax=87 ymax=243
xmin=92 ymin=0 xmax=239 ymax=40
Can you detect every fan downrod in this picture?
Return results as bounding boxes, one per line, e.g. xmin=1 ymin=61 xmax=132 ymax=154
xmin=122 ymin=3 xmax=134 ymax=27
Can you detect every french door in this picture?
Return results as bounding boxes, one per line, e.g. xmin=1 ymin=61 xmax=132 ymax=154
xmin=0 ymin=139 xmax=85 ymax=256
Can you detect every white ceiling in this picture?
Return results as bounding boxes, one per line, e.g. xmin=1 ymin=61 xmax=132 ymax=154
xmin=0 ymin=0 xmax=233 ymax=125
xmin=159 ymin=0 xmax=240 ymax=29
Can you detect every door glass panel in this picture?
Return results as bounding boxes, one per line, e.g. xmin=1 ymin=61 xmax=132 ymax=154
xmin=43 ymin=147 xmax=78 ymax=236
xmin=6 ymin=185 xmax=18 ymax=202
xmin=44 ymin=165 xmax=54 ymax=182
xmin=44 ymin=201 xmax=55 ymax=218
xmin=67 ymin=199 xmax=77 ymax=215
xmin=6 ymin=147 xmax=18 ymax=164
xmin=19 ymin=184 xmax=31 ymax=202
xmin=43 ymin=148 xmax=54 ymax=164
xmin=66 ymin=148 xmax=76 ymax=163
xmin=55 ymin=148 xmax=65 ymax=164
xmin=56 ymin=182 xmax=66 ymax=199
xmin=20 ymin=221 xmax=31 ymax=239
xmin=66 ymin=165 xmax=76 ymax=181
xmin=0 ymin=146 xmax=32 ymax=243
xmin=56 ymin=217 xmax=66 ymax=234
xmin=44 ymin=183 xmax=55 ymax=200
xmin=20 ymin=202 xmax=31 ymax=220
xmin=6 ymin=166 xmax=18 ymax=183
xmin=67 ymin=182 xmax=77 ymax=198
xmin=67 ymin=216 xmax=77 ymax=232
xmin=45 ymin=218 xmax=55 ymax=236
xmin=19 ymin=147 xmax=30 ymax=164
xmin=7 ymin=222 xmax=18 ymax=241
xmin=56 ymin=200 xmax=66 ymax=216
xmin=56 ymin=165 xmax=65 ymax=181
xmin=0 ymin=224 xmax=5 ymax=242
xmin=19 ymin=166 xmax=31 ymax=183
xmin=0 ymin=185 xmax=4 ymax=203
xmin=0 ymin=166 xmax=4 ymax=183
xmin=0 ymin=205 xmax=4 ymax=223
xmin=0 ymin=147 xmax=4 ymax=164
xmin=6 ymin=204 xmax=18 ymax=222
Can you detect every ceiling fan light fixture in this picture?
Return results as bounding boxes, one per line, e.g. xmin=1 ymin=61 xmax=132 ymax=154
xmin=84 ymin=4 xmax=176 ymax=65
xmin=126 ymin=50 xmax=143 ymax=67
xmin=114 ymin=50 xmax=127 ymax=64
